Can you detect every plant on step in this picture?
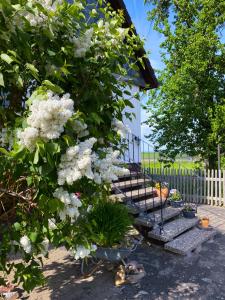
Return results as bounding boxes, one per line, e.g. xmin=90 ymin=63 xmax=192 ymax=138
xmin=183 ymin=204 xmax=195 ymax=211
xmin=182 ymin=203 xmax=196 ymax=218
xmin=84 ymin=199 xmax=133 ymax=248
xmin=0 ymin=0 xmax=143 ymax=292
xmin=155 ymin=181 xmax=169 ymax=198
xmin=170 ymin=191 xmax=182 ymax=202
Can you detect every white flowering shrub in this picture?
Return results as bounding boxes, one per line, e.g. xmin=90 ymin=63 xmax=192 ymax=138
xmin=0 ymin=0 xmax=142 ymax=292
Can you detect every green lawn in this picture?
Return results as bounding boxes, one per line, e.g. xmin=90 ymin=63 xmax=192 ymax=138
xmin=141 ymin=152 xmax=202 ymax=170
xmin=141 ymin=160 xmax=199 ymax=170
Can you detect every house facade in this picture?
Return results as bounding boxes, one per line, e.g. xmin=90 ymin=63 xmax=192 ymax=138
xmin=85 ymin=0 xmax=158 ymax=163
xmin=108 ymin=0 xmax=158 ymax=164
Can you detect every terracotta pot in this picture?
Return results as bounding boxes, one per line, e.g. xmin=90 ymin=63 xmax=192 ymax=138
xmin=156 ymin=188 xmax=169 ymax=198
xmin=200 ymin=217 xmax=209 ymax=228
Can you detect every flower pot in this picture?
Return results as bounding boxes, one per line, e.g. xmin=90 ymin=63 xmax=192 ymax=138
xmin=93 ymin=247 xmax=133 ymax=262
xmin=183 ymin=210 xmax=195 ymax=218
xmin=170 ymin=199 xmax=183 ymax=208
xmin=156 ymin=187 xmax=169 ymax=198
xmin=200 ymin=217 xmax=209 ymax=228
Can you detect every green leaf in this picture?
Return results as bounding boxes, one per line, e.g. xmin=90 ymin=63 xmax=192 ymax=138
xmin=26 ymin=63 xmax=38 ymax=73
xmin=33 ymin=148 xmax=39 ymax=164
xmin=29 ymin=232 xmax=38 ymax=243
xmin=124 ymin=99 xmax=134 ymax=108
xmin=46 ymin=142 xmax=60 ymax=154
xmin=17 ymin=75 xmax=23 ymax=87
xmin=90 ymin=112 xmax=103 ymax=125
xmin=26 ymin=176 xmax=33 ymax=186
xmin=14 ymin=222 xmax=21 ymax=231
xmin=0 ymin=72 xmax=4 ymax=86
xmin=42 ymin=80 xmax=64 ymax=94
xmin=1 ymin=53 xmax=13 ymax=64
xmin=0 ymin=147 xmax=8 ymax=155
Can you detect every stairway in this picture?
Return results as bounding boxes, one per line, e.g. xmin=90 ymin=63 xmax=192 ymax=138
xmin=112 ymin=171 xmax=217 ymax=256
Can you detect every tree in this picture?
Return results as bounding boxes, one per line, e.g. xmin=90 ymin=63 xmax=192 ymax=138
xmin=145 ymin=0 xmax=225 ymax=168
xmin=0 ymin=0 xmax=142 ymax=291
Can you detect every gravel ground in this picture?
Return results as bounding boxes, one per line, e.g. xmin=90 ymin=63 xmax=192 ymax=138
xmin=4 ymin=205 xmax=225 ymax=300
xmin=23 ymin=230 xmax=225 ymax=300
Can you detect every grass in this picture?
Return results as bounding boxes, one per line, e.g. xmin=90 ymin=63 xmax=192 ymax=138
xmin=141 ymin=160 xmax=199 ymax=170
xmin=141 ymin=152 xmax=203 ymax=170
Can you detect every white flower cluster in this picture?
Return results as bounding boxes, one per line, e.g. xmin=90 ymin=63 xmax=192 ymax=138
xmin=92 ymin=148 xmax=129 ymax=183
xmin=72 ymin=120 xmax=89 ymax=138
xmin=20 ymin=235 xmax=32 ymax=254
xmin=41 ymin=238 xmax=49 ymax=256
xmin=22 ymin=0 xmax=63 ymax=27
xmin=57 ymin=137 xmax=129 ymax=185
xmin=112 ymin=119 xmax=130 ymax=139
xmin=53 ymin=187 xmax=82 ymax=223
xmin=18 ymin=91 xmax=74 ymax=150
xmin=70 ymin=28 xmax=94 ymax=58
xmin=0 ymin=128 xmax=13 ymax=149
xmin=95 ymin=20 xmax=128 ymax=49
xmin=73 ymin=244 xmax=97 ymax=260
xmin=57 ymin=137 xmax=97 ymax=185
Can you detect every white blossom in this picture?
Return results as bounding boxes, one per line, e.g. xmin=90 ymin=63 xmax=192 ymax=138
xmin=70 ymin=28 xmax=94 ymax=58
xmin=73 ymin=244 xmax=97 ymax=260
xmin=20 ymin=235 xmax=32 ymax=254
xmin=92 ymin=148 xmax=129 ymax=183
xmin=19 ymin=91 xmax=74 ymax=150
xmin=58 ymin=138 xmax=128 ymax=185
xmin=87 ymin=205 xmax=93 ymax=213
xmin=0 ymin=128 xmax=13 ymax=149
xmin=53 ymin=188 xmax=82 ymax=223
xmin=18 ymin=127 xmax=39 ymax=151
xmin=112 ymin=119 xmax=130 ymax=139
xmin=57 ymin=138 xmax=97 ymax=185
xmin=41 ymin=238 xmax=49 ymax=256
xmin=48 ymin=218 xmax=57 ymax=230
xmin=72 ymin=120 xmax=89 ymax=138
xmin=21 ymin=0 xmax=63 ymax=27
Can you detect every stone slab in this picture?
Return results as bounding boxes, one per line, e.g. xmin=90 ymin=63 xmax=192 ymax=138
xmin=164 ymin=227 xmax=217 ymax=255
xmin=116 ymin=187 xmax=156 ymax=201
xmin=148 ymin=217 xmax=199 ymax=242
xmin=126 ymin=197 xmax=165 ymax=214
xmin=112 ymin=178 xmax=151 ymax=191
xmin=135 ymin=207 xmax=182 ymax=227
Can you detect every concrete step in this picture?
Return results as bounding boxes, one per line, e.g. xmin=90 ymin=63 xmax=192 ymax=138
xmin=165 ymin=227 xmax=217 ymax=255
xmin=114 ymin=172 xmax=143 ymax=182
xmin=135 ymin=207 xmax=182 ymax=227
xmin=112 ymin=178 xmax=151 ymax=191
xmin=126 ymin=197 xmax=166 ymax=214
xmin=148 ymin=217 xmax=199 ymax=242
xmin=116 ymin=187 xmax=157 ymax=201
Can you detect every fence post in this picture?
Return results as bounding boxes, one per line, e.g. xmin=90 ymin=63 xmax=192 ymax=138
xmin=223 ymin=170 xmax=225 ymax=206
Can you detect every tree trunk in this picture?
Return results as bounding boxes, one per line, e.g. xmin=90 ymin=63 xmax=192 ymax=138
xmin=208 ymin=153 xmax=217 ymax=170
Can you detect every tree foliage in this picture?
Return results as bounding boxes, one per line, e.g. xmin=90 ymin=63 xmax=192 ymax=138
xmin=145 ymin=0 xmax=225 ymax=168
xmin=0 ymin=0 xmax=143 ymax=291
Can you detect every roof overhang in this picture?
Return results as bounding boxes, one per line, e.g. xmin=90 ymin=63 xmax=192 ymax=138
xmin=108 ymin=0 xmax=158 ymax=89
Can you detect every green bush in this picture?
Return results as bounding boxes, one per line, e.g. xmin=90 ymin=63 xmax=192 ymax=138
xmin=87 ymin=201 xmax=132 ymax=247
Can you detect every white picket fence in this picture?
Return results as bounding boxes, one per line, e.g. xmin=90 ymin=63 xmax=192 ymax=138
xmin=143 ymin=168 xmax=225 ymax=206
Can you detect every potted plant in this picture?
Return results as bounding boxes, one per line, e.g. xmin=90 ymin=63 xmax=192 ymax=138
xmin=169 ymin=190 xmax=183 ymax=207
xmin=199 ymin=217 xmax=210 ymax=228
xmin=155 ymin=182 xmax=169 ymax=198
xmin=182 ymin=204 xmax=196 ymax=218
xmin=86 ymin=200 xmax=135 ymax=262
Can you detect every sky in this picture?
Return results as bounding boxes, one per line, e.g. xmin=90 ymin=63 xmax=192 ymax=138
xmin=123 ymin=0 xmax=164 ymax=144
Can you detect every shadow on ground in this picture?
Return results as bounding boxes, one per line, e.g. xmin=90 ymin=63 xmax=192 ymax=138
xmin=27 ymin=229 xmax=225 ymax=300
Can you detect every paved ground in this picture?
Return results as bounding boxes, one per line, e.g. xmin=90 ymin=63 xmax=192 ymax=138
xmin=20 ymin=205 xmax=225 ymax=299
